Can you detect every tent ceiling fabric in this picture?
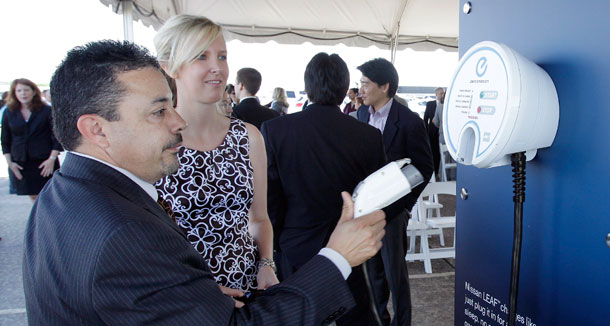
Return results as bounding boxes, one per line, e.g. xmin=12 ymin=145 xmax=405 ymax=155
xmin=100 ymin=0 xmax=458 ymax=51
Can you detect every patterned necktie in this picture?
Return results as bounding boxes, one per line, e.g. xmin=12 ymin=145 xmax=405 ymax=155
xmin=157 ymin=197 xmax=177 ymax=223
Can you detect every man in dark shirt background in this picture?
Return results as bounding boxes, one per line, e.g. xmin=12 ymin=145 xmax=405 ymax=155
xmin=232 ymin=67 xmax=279 ymax=129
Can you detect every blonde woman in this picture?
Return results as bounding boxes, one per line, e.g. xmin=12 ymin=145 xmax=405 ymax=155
xmin=270 ymin=87 xmax=289 ymax=115
xmin=154 ymin=15 xmax=278 ymax=293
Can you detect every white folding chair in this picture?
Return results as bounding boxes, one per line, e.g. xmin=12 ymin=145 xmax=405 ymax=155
xmin=407 ymin=174 xmax=443 ymax=254
xmin=422 ymin=173 xmax=445 ymax=245
xmin=405 ymin=181 xmax=456 ymax=273
xmin=439 ymin=143 xmax=457 ymax=182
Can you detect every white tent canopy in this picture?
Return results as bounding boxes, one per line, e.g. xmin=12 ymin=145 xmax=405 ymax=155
xmin=99 ymin=0 xmax=458 ymax=52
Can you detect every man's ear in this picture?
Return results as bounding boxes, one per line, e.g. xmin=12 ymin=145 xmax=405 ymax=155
xmin=76 ymin=114 xmax=110 ymax=149
xmin=381 ymin=83 xmax=390 ymax=95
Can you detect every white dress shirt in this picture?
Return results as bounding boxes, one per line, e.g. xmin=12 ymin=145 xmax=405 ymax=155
xmin=368 ymin=98 xmax=393 ymax=133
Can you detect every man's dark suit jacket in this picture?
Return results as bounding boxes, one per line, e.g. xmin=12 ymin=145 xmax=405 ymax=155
xmin=262 ymin=104 xmax=386 ymax=273
xmin=232 ymin=97 xmax=279 ymax=129
xmin=23 ymin=153 xmax=354 ymax=325
xmin=424 ymin=100 xmax=441 ymax=175
xmin=357 ymin=99 xmax=433 ymax=326
xmin=423 ymin=101 xmax=437 ymax=132
xmin=261 ymin=104 xmax=387 ymax=325
xmin=1 ymin=105 xmax=62 ymax=162
xmin=357 ymin=100 xmax=433 ymax=209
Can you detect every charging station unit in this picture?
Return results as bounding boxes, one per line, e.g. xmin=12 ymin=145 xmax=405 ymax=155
xmin=444 ymin=41 xmax=559 ymax=169
xmin=445 ymin=40 xmax=559 ymax=326
xmin=454 ymin=1 xmax=610 ymax=325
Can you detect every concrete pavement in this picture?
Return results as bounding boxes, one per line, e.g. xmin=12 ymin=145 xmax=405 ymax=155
xmin=0 ymin=177 xmax=31 ymax=326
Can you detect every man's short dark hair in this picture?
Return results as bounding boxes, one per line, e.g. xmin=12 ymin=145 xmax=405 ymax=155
xmin=50 ymin=40 xmax=161 ymax=151
xmin=304 ymin=52 xmax=350 ymax=106
xmin=225 ymin=83 xmax=235 ymax=94
xmin=350 ymin=87 xmax=359 ymax=94
xmin=236 ymin=68 xmax=262 ymax=95
xmin=357 ymin=58 xmax=399 ymax=98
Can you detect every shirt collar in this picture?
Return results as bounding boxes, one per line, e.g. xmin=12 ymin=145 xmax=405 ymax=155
xmin=239 ymin=96 xmax=259 ymax=102
xmin=69 ymin=151 xmax=158 ymax=201
xmin=368 ymin=98 xmax=393 ymax=117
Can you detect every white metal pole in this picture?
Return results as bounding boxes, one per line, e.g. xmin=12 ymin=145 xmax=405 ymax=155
xmin=122 ymin=0 xmax=134 ymax=42
xmin=390 ymin=23 xmax=400 ymax=64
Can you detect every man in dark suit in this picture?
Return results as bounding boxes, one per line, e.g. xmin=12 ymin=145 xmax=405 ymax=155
xmin=357 ymin=58 xmax=434 ymax=326
xmin=23 ymin=40 xmax=387 ymax=325
xmin=262 ymin=52 xmax=392 ymax=325
xmin=232 ymin=67 xmax=279 ymax=129
xmin=424 ymin=87 xmax=445 ymax=177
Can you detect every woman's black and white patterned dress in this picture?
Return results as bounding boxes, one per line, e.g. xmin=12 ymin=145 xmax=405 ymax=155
xmin=155 ymin=118 xmax=258 ymax=291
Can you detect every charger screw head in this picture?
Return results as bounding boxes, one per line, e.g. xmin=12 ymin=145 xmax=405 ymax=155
xmin=460 ymin=188 xmax=469 ymax=200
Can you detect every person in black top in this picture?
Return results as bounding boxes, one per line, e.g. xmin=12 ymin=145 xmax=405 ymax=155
xmin=1 ymin=78 xmax=62 ymax=201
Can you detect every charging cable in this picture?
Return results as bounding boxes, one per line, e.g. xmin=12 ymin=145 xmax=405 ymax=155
xmin=362 ymin=261 xmax=384 ymax=326
xmin=352 ymin=159 xmax=424 ymax=326
xmin=508 ymin=152 xmax=526 ymax=326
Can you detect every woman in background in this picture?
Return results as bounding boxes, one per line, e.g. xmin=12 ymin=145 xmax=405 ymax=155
xmin=154 ymin=15 xmax=278 ymax=294
xmin=342 ymin=88 xmax=359 ymax=115
xmin=270 ymin=87 xmax=289 ymax=115
xmin=217 ymin=88 xmax=233 ymax=117
xmin=1 ymin=78 xmax=61 ymax=201
xmin=225 ymin=83 xmax=237 ymax=108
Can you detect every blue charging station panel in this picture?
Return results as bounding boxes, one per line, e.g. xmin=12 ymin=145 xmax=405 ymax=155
xmin=454 ymin=1 xmax=610 ymax=325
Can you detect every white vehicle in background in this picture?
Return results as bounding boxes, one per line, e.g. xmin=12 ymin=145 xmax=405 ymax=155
xmin=262 ymin=86 xmax=441 ymax=117
xmin=406 ymin=98 xmax=431 ymax=119
xmin=396 ymin=86 xmax=440 ymax=119
xmin=257 ymin=89 xmax=307 ymax=115
xmin=285 ymin=90 xmax=307 ymax=114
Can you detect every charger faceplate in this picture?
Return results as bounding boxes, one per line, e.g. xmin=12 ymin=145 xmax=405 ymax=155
xmin=444 ymin=41 xmax=559 ymax=168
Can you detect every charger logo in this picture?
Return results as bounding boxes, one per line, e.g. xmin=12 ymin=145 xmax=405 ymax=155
xmin=476 ymin=57 xmax=488 ymax=77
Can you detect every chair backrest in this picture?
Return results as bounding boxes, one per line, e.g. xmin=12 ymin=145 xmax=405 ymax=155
xmin=420 ymin=181 xmax=456 ymax=198
xmin=417 ymin=181 xmax=456 ymax=221
xmin=439 ymin=143 xmax=449 ymax=161
xmin=439 ymin=144 xmax=447 ymax=180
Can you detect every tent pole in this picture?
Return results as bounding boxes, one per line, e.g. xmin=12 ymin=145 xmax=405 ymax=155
xmin=388 ymin=0 xmax=409 ymax=63
xmin=122 ymin=0 xmax=134 ymax=42
xmin=390 ymin=22 xmax=400 ymax=64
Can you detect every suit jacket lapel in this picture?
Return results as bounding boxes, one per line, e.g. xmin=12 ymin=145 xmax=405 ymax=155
xmin=383 ymin=102 xmax=399 ymax=150
xmin=60 ymin=153 xmax=184 ymax=234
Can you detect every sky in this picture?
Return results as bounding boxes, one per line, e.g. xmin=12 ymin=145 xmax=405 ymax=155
xmin=0 ymin=0 xmax=458 ymax=98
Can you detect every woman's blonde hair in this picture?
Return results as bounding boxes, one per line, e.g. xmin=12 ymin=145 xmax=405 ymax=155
xmin=272 ymin=87 xmax=289 ymax=107
xmin=154 ymin=14 xmax=222 ymax=77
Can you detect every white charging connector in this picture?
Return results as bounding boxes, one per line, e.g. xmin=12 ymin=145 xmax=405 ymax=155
xmin=350 ymin=158 xmax=424 ymax=326
xmin=352 ymin=158 xmax=423 ymax=218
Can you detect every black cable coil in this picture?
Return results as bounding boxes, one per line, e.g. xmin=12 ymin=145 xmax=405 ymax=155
xmin=508 ymin=152 xmax=526 ymax=326
xmin=511 ymin=152 xmax=526 ymax=204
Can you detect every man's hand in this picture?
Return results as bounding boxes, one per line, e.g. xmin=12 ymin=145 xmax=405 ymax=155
xmin=9 ymin=162 xmax=23 ymax=180
xmin=219 ymin=285 xmax=245 ymax=308
xmin=326 ymin=192 xmax=386 ymax=266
